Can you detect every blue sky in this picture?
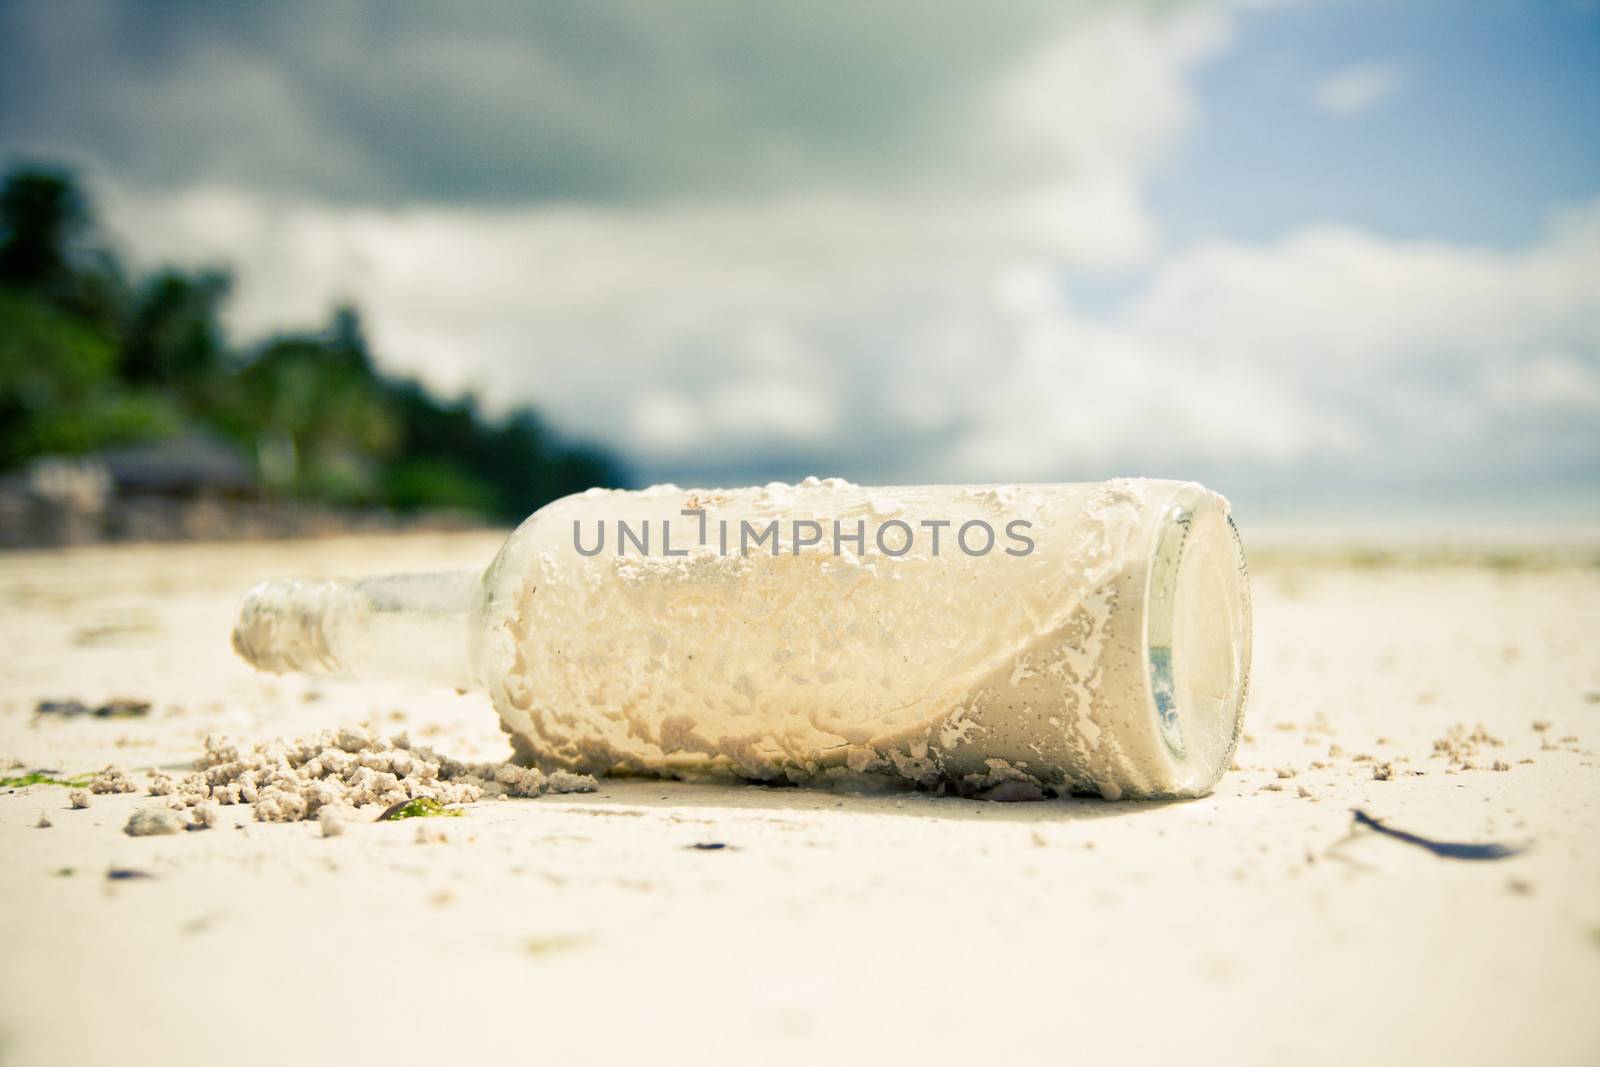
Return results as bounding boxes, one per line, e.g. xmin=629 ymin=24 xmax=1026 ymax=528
xmin=1152 ymin=0 xmax=1600 ymax=249
xmin=2 ymin=1 xmax=1597 ymax=517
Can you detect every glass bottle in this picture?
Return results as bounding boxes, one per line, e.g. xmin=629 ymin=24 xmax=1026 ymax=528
xmin=233 ymin=477 xmax=1251 ymax=799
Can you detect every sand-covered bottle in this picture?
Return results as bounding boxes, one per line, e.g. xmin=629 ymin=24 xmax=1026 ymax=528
xmin=233 ymin=477 xmax=1252 ymax=799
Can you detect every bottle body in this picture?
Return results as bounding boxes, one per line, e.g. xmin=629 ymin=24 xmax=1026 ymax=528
xmin=476 ymin=477 xmax=1250 ymax=799
xmin=234 ymin=477 xmax=1251 ymax=799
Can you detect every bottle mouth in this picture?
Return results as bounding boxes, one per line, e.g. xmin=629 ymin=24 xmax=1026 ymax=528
xmin=1142 ymin=486 xmax=1252 ymax=796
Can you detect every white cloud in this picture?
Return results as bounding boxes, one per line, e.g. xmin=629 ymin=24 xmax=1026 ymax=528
xmin=97 ymin=9 xmax=1225 ymax=465
xmin=86 ymin=8 xmax=1600 ymax=494
xmin=996 ymin=8 xmax=1227 ymax=184
xmin=1313 ymin=60 xmax=1405 ymax=117
xmin=2 ymin=2 xmax=1208 ymax=207
xmin=107 ymin=180 xmax=1600 ymax=490
xmin=961 ymin=200 xmax=1600 ymax=484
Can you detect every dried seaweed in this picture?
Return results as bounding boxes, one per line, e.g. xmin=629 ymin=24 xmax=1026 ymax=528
xmin=35 ymin=698 xmax=150 ymax=719
xmin=1352 ymin=809 xmax=1525 ymax=861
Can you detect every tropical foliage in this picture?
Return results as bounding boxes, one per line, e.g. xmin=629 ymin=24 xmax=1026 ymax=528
xmin=0 ymin=167 xmax=623 ymax=518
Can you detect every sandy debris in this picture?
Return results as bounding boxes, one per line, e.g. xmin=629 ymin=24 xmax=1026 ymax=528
xmin=546 ymin=770 xmax=596 ymax=793
xmin=1432 ymin=723 xmax=1505 ymax=768
xmin=1373 ymin=762 xmax=1395 ymax=781
xmin=125 ymin=806 xmax=184 ymax=836
xmin=148 ymin=726 xmax=601 ymax=824
xmin=90 ymin=766 xmax=140 ymax=794
xmin=68 ymin=790 xmax=90 ymax=809
xmin=492 ymin=763 xmax=556 ymax=798
xmin=318 ymin=805 xmax=353 ymax=837
xmin=35 ymin=813 xmax=51 ymax=828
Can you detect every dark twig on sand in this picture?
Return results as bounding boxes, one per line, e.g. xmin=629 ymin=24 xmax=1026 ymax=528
xmin=1351 ymin=809 xmax=1525 ymax=861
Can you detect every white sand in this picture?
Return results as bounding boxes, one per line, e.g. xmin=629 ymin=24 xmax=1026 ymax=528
xmin=1 ymin=532 xmax=1597 ymax=1065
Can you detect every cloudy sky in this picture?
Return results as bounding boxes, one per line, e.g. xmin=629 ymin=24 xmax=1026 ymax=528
xmin=3 ymin=0 xmax=1597 ymax=518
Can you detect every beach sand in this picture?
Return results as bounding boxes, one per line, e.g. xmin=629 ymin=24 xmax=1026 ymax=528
xmin=1 ymin=532 xmax=1597 ymax=1065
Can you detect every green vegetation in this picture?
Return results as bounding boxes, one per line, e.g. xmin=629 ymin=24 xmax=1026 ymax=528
xmin=0 ymin=771 xmax=95 ymax=788
xmin=378 ymin=796 xmax=466 ymax=820
xmin=0 ymin=166 xmax=624 ymax=519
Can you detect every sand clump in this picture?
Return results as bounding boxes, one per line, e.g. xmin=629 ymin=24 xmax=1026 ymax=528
xmin=125 ymin=806 xmax=185 ymax=836
xmin=1432 ymin=723 xmax=1505 ymax=770
xmin=318 ymin=805 xmax=353 ymax=837
xmin=90 ymin=766 xmax=139 ymax=794
xmin=128 ymin=726 xmax=602 ymax=825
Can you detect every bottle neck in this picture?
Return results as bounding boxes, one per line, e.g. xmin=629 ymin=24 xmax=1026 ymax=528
xmin=232 ymin=569 xmax=482 ymax=690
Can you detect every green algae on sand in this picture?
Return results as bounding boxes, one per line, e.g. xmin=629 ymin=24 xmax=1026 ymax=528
xmin=377 ymin=797 xmax=466 ymax=821
xmin=0 ymin=772 xmax=96 ymax=788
